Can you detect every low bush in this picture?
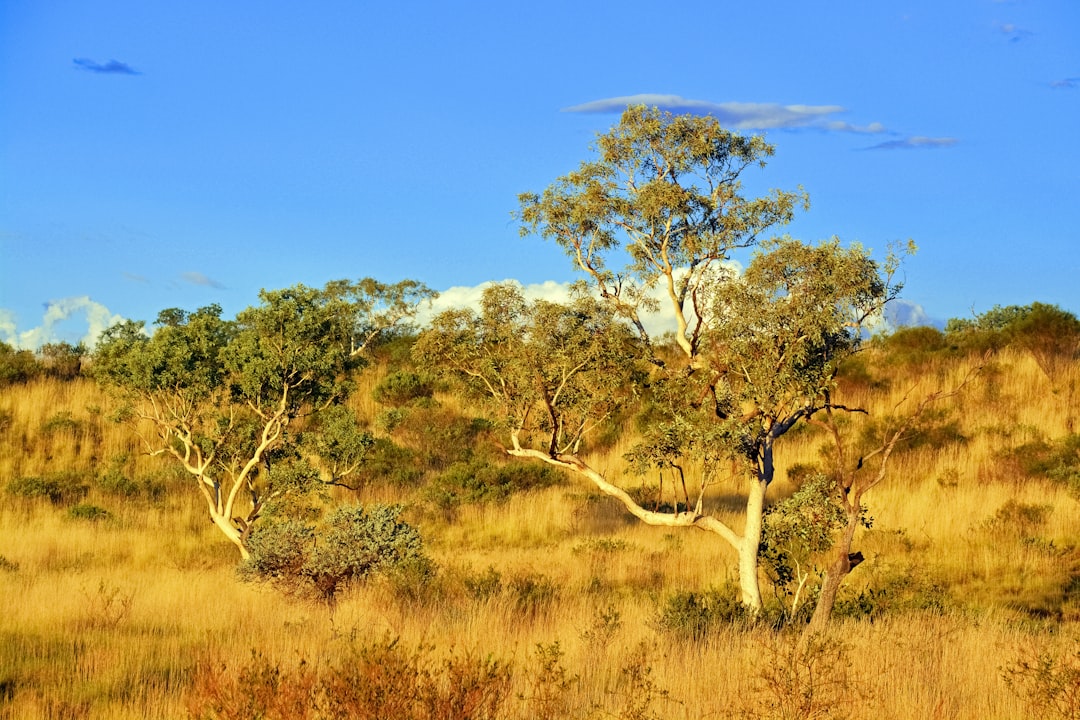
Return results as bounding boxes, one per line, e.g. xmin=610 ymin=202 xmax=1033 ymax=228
xmin=6 ymin=472 xmax=89 ymax=505
xmin=242 ymin=504 xmax=433 ymax=605
xmin=68 ymin=503 xmax=112 ymax=522
xmin=654 ymin=585 xmax=751 ymax=640
xmin=426 ymin=459 xmax=561 ymax=509
xmin=188 ymin=638 xmax=513 ymax=720
xmin=372 ymin=371 xmax=435 ymax=407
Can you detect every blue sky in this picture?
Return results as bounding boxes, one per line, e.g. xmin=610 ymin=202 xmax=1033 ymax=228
xmin=2 ymin=0 xmax=1078 ymax=348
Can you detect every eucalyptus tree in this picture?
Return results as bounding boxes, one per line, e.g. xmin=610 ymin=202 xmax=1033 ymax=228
xmin=420 ymin=106 xmax=901 ymax=612
xmin=93 ymin=279 xmax=432 ymax=559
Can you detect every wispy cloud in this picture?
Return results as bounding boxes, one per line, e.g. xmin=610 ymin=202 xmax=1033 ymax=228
xmin=73 ymin=58 xmax=141 ymax=75
xmin=181 ymin=272 xmax=226 ymax=289
xmin=562 ymin=94 xmax=890 ymax=134
xmin=998 ymin=23 xmax=1033 ymax=42
xmin=0 ymin=297 xmax=125 ymax=350
xmin=863 ymin=136 xmax=959 ymax=151
xmin=123 ymin=272 xmax=150 ymax=284
xmin=1050 ymin=77 xmax=1080 ymax=89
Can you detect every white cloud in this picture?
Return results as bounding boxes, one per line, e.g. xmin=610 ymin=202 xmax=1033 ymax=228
xmin=884 ymin=299 xmax=935 ymax=328
xmin=0 ymin=297 xmax=125 ymax=350
xmin=422 ymin=265 xmax=744 ymax=340
xmin=562 ymin=94 xmax=890 ymax=134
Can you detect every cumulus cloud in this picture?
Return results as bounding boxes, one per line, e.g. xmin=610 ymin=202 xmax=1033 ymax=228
xmin=73 ymin=58 xmax=141 ymax=75
xmin=181 ymin=271 xmax=226 ymax=289
xmin=863 ymin=136 xmax=958 ymax=151
xmin=421 ymin=264 xmax=743 ymax=340
xmin=884 ymin=299 xmax=937 ymax=328
xmin=562 ymin=94 xmax=890 ymax=134
xmin=0 ymin=297 xmax=125 ymax=350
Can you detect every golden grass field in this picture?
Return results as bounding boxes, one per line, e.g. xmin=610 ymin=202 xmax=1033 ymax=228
xmin=1 ymin=345 xmax=1078 ymax=719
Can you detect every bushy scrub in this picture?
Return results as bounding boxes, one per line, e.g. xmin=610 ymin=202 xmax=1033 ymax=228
xmin=6 ymin=472 xmax=89 ymax=505
xmin=425 ymin=458 xmax=561 ymax=509
xmin=996 ymin=434 xmax=1080 ymax=493
xmin=242 ymin=504 xmax=433 ymax=604
xmin=372 ymin=371 xmax=435 ymax=407
xmin=654 ymin=585 xmax=751 ymax=640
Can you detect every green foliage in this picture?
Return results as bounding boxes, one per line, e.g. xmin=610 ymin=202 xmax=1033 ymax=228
xmin=384 ymin=404 xmax=492 ymax=471
xmin=516 ymin=104 xmax=804 ymax=334
xmin=0 ymin=341 xmax=40 ymax=385
xmin=415 ymin=284 xmax=643 ymax=457
xmin=462 ymin=566 xmax=503 ymax=601
xmin=67 ymin=503 xmax=112 ymax=522
xmin=946 ymin=302 xmax=1080 ymax=375
xmin=996 ymin=434 xmax=1080 ymax=492
xmin=372 ymin=371 xmax=434 ymax=406
xmin=874 ymin=325 xmax=951 ymax=367
xmin=982 ymin=499 xmax=1054 ymax=538
xmin=6 ymin=472 xmax=89 ymax=505
xmin=300 ymin=405 xmax=374 ymax=487
xmin=38 ymin=342 xmax=86 ymax=380
xmin=92 ymin=279 xmax=433 ymax=557
xmin=243 ymin=504 xmax=432 ymax=604
xmin=654 ymin=585 xmax=751 ymax=640
xmin=425 ymin=458 xmax=561 ymax=509
xmin=760 ymin=477 xmax=857 ymax=602
xmin=350 ymin=437 xmax=424 ymax=487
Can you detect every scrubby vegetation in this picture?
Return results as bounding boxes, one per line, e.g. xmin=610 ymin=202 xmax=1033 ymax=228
xmin=1 ymin=303 xmax=1079 ymax=718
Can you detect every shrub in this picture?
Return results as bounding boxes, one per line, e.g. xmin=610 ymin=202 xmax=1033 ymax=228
xmin=6 ymin=473 xmax=89 ymax=505
xmin=68 ymin=503 xmax=112 ymax=522
xmin=744 ymin=632 xmax=867 ymax=720
xmin=982 ymin=499 xmax=1054 ymax=538
xmin=243 ymin=504 xmax=433 ymax=605
xmin=1003 ymin=646 xmax=1080 ymax=720
xmin=426 ymin=459 xmax=561 ymax=508
xmin=654 ymin=585 xmax=751 ymax=640
xmin=372 ymin=371 xmax=434 ymax=406
xmin=0 ymin=341 xmax=39 ymax=385
xmin=463 ymin=565 xmax=503 ymax=601
xmin=509 ymin=572 xmax=560 ymax=618
xmin=997 ymin=434 xmax=1080 ymax=492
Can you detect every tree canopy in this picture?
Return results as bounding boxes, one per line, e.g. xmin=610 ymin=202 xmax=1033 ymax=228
xmin=93 ymin=278 xmax=433 ymax=558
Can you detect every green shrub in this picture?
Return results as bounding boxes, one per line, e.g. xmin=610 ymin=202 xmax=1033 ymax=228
xmin=982 ymin=499 xmax=1053 ymax=538
xmin=6 ymin=473 xmax=89 ymax=505
xmin=426 ymin=459 xmax=561 ymax=509
xmin=998 ymin=434 xmax=1080 ymax=492
xmin=243 ymin=504 xmax=433 ymax=604
xmin=372 ymin=371 xmax=434 ymax=407
xmin=654 ymin=585 xmax=751 ymax=640
xmin=68 ymin=503 xmax=112 ymax=522
xmin=0 ymin=341 xmax=39 ymax=385
xmin=463 ymin=565 xmax=503 ymax=601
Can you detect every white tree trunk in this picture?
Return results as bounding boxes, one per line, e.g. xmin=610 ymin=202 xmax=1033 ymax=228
xmin=738 ymin=476 xmax=768 ymax=611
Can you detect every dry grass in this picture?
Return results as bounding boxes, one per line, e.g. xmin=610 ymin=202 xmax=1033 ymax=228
xmin=0 ymin=345 xmax=1078 ymax=718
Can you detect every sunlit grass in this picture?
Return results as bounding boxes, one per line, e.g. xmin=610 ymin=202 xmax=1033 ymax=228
xmin=0 ymin=344 xmax=1078 ymax=717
